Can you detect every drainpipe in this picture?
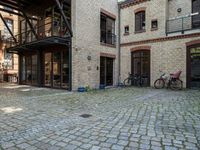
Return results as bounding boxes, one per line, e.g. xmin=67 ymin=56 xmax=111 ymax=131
xmin=117 ymin=3 xmax=121 ymax=85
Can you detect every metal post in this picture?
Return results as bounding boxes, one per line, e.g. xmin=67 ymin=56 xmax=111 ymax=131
xmin=17 ymin=0 xmax=38 ymax=40
xmin=182 ymin=17 xmax=184 ymax=34
xmin=0 ymin=13 xmax=17 ymax=43
xmin=54 ymin=0 xmax=73 ymax=37
xmin=68 ymin=39 xmax=72 ymax=91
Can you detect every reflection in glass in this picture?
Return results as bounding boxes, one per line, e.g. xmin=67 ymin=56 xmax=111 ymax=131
xmin=32 ymin=55 xmax=38 ymax=85
xmin=62 ymin=51 xmax=69 ymax=88
xmin=53 ymin=52 xmax=61 ymax=88
xmin=45 ymin=53 xmax=52 ymax=87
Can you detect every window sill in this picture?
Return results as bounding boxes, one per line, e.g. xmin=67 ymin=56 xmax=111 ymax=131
xmin=134 ymin=30 xmax=146 ymax=34
xmin=100 ymin=42 xmax=116 ymax=48
xmin=124 ymin=33 xmax=129 ymax=36
xmin=151 ymin=28 xmax=158 ymax=31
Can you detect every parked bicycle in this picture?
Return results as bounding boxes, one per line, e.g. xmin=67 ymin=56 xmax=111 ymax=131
xmin=154 ymin=70 xmax=183 ymax=90
xmin=123 ymin=73 xmax=144 ymax=87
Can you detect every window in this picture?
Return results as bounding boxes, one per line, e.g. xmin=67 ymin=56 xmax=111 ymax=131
xmin=135 ymin=11 xmax=145 ymax=32
xmin=100 ymin=13 xmax=115 ymax=45
xmin=192 ymin=0 xmax=200 ymax=28
xmin=124 ymin=26 xmax=129 ymax=34
xmin=4 ymin=52 xmax=13 ymax=70
xmin=151 ymin=20 xmax=158 ymax=30
xmin=3 ymin=6 xmax=13 ymax=12
xmin=3 ymin=18 xmax=13 ymax=39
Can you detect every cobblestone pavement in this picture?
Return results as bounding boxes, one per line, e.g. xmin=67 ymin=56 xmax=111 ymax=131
xmin=0 ymin=84 xmax=200 ymax=150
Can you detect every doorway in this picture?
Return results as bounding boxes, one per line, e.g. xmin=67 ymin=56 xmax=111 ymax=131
xmin=100 ymin=57 xmax=114 ymax=86
xmin=44 ymin=50 xmax=69 ymax=89
xmin=187 ymin=46 xmax=200 ymax=88
xmin=131 ymin=50 xmax=150 ymax=86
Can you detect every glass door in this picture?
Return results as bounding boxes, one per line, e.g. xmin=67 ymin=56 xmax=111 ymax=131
xmin=44 ymin=53 xmax=52 ymax=87
xmin=190 ymin=47 xmax=200 ymax=88
xmin=100 ymin=57 xmax=114 ymax=86
xmin=53 ymin=52 xmax=61 ymax=88
xmin=62 ymin=51 xmax=69 ymax=88
xmin=131 ymin=51 xmax=150 ymax=86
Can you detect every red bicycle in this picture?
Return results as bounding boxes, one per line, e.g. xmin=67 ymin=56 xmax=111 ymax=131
xmin=154 ymin=70 xmax=183 ymax=90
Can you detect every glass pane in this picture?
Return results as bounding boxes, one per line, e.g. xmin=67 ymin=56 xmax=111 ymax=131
xmin=21 ymin=56 xmax=26 ymax=83
xmin=62 ymin=51 xmax=69 ymax=89
xmin=106 ymin=58 xmax=113 ymax=86
xmin=26 ymin=56 xmax=32 ymax=84
xmin=53 ymin=52 xmax=61 ymax=88
xmin=44 ymin=53 xmax=52 ymax=87
xmin=191 ymin=47 xmax=200 ymax=87
xmin=32 ymin=55 xmax=38 ymax=85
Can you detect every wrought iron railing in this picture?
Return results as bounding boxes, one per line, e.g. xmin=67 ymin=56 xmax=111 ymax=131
xmin=100 ymin=31 xmax=116 ymax=45
xmin=166 ymin=15 xmax=200 ymax=34
xmin=5 ymin=18 xmax=69 ymax=49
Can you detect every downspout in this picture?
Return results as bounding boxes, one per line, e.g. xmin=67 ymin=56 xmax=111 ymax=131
xmin=118 ymin=3 xmax=121 ymax=85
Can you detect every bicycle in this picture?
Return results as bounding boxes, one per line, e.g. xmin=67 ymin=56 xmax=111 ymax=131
xmin=123 ymin=73 xmax=144 ymax=87
xmin=154 ymin=70 xmax=183 ymax=90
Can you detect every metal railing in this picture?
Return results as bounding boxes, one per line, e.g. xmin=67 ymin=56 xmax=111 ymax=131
xmin=166 ymin=15 xmax=200 ymax=34
xmin=5 ymin=18 xmax=69 ymax=49
xmin=100 ymin=31 xmax=116 ymax=45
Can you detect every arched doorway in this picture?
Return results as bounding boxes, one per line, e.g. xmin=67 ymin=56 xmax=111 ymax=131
xmin=187 ymin=45 xmax=200 ymax=88
xmin=131 ymin=50 xmax=150 ymax=86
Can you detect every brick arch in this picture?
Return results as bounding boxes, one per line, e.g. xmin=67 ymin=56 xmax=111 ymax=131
xmin=186 ymin=39 xmax=200 ymax=47
xmin=130 ymin=46 xmax=151 ymax=52
xmin=134 ymin=7 xmax=146 ymax=13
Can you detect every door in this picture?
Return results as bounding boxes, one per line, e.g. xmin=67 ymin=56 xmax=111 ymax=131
xmin=44 ymin=53 xmax=52 ymax=87
xmin=131 ymin=50 xmax=150 ymax=86
xmin=100 ymin=57 xmax=114 ymax=86
xmin=53 ymin=52 xmax=61 ymax=88
xmin=44 ymin=51 xmax=69 ymax=89
xmin=188 ymin=46 xmax=200 ymax=88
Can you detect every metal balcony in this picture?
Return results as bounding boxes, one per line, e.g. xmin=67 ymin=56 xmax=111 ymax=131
xmin=5 ymin=18 xmax=71 ymax=52
xmin=100 ymin=31 xmax=116 ymax=46
xmin=166 ymin=14 xmax=200 ymax=35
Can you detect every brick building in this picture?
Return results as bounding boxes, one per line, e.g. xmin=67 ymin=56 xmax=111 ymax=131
xmin=120 ymin=0 xmax=200 ymax=88
xmin=0 ymin=6 xmax=18 ymax=82
xmin=0 ymin=0 xmax=200 ymax=90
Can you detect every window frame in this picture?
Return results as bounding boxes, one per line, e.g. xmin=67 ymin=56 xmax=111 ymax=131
xmin=135 ymin=11 xmax=146 ymax=33
xmin=151 ymin=19 xmax=158 ymax=31
xmin=3 ymin=18 xmax=14 ymax=39
xmin=100 ymin=12 xmax=116 ymax=46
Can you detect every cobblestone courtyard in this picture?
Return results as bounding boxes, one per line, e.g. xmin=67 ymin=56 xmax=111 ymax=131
xmin=0 ymin=84 xmax=200 ymax=150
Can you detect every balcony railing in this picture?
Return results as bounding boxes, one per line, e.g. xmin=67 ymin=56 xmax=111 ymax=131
xmin=101 ymin=31 xmax=116 ymax=45
xmin=166 ymin=15 xmax=200 ymax=35
xmin=5 ymin=18 xmax=69 ymax=49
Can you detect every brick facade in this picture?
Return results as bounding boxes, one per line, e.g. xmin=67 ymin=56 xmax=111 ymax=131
xmin=71 ymin=0 xmax=119 ymax=90
xmin=120 ymin=0 xmax=200 ymax=88
xmin=0 ymin=7 xmax=19 ymax=82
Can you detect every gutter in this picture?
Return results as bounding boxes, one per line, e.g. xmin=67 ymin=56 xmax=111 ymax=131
xmin=118 ymin=3 xmax=121 ymax=85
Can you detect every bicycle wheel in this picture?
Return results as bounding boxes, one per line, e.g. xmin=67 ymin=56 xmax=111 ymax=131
xmin=154 ymin=79 xmax=165 ymax=89
xmin=123 ymin=78 xmax=132 ymax=86
xmin=170 ymin=79 xmax=183 ymax=90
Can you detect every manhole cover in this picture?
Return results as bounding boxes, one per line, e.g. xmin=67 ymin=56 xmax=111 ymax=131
xmin=80 ymin=114 xmax=92 ymax=118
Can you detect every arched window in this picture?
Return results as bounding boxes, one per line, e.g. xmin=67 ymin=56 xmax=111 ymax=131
xmin=135 ymin=11 xmax=145 ymax=32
